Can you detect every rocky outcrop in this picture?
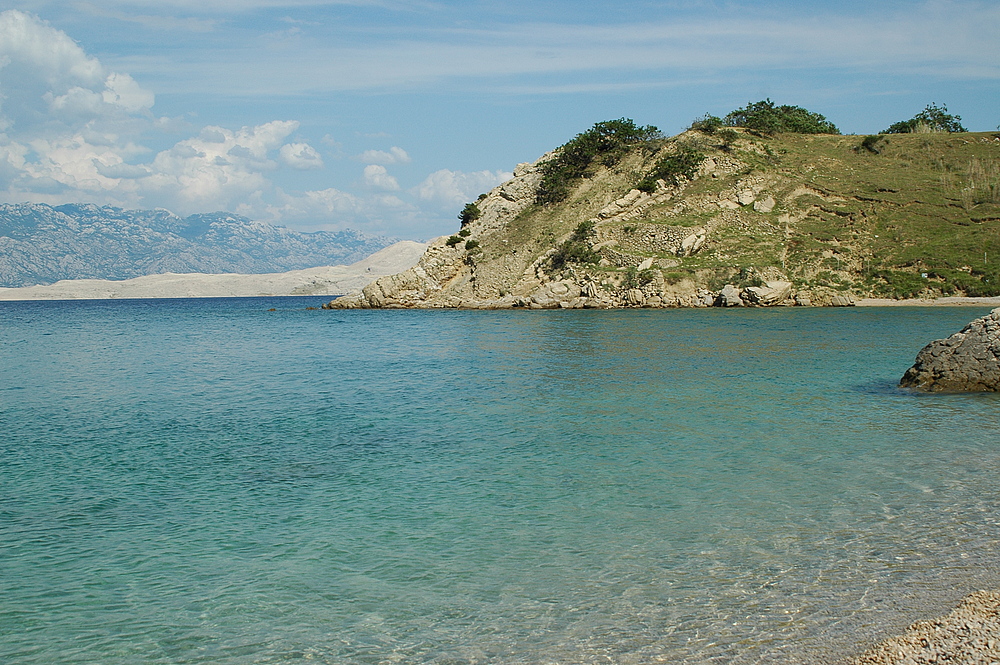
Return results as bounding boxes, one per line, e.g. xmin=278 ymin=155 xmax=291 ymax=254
xmin=900 ymin=308 xmax=1000 ymax=391
xmin=742 ymin=280 xmax=792 ymax=306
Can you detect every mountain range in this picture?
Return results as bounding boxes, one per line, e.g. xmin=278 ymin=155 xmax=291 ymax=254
xmin=0 ymin=203 xmax=395 ymax=287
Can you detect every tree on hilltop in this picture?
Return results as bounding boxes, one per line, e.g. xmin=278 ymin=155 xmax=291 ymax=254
xmin=882 ymin=103 xmax=967 ymax=134
xmin=723 ymin=99 xmax=840 ymax=135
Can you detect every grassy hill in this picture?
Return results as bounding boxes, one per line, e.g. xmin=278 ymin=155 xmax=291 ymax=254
xmin=330 ymin=122 xmax=1000 ymax=309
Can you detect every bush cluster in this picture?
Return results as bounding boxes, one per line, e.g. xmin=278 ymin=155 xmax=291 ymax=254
xmin=536 ymin=119 xmax=662 ymax=205
xmin=865 ymin=267 xmax=1000 ymax=298
xmin=859 ymin=135 xmax=887 ymax=154
xmin=459 ymin=202 xmax=481 ymax=227
xmin=723 ymin=99 xmax=840 ymax=135
xmin=636 ymin=145 xmax=705 ymax=193
xmin=550 ymin=220 xmax=600 ymax=270
xmin=689 ymin=114 xmax=723 ymax=134
xmin=882 ymin=103 xmax=967 ymax=134
xmin=621 ymin=266 xmax=657 ymax=290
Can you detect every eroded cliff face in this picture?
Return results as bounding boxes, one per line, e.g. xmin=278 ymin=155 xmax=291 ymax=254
xmin=328 ymin=137 xmax=803 ymax=310
xmin=326 ymin=128 xmax=1000 ymax=310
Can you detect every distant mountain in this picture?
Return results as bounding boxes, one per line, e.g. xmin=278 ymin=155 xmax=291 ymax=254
xmin=0 ymin=203 xmax=396 ymax=287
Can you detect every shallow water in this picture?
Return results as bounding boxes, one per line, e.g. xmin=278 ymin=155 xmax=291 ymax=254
xmin=2 ymin=299 xmax=999 ymax=664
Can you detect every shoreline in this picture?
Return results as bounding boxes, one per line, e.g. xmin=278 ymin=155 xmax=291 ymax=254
xmin=854 ymin=296 xmax=1000 ymax=307
xmin=848 ymin=590 xmax=1000 ymax=664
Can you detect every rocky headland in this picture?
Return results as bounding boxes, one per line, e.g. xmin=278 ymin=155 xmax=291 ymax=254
xmin=900 ymin=307 xmax=1000 ymax=391
xmin=326 ymin=124 xmax=1000 ymax=311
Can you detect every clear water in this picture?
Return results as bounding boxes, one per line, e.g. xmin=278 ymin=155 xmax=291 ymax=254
xmin=2 ymin=298 xmax=1000 ymax=664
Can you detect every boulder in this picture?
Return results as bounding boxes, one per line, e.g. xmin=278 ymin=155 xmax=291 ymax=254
xmin=716 ymin=284 xmax=743 ymax=307
xmin=829 ymin=295 xmax=855 ymax=307
xmin=625 ymin=289 xmax=645 ymax=306
xmin=742 ymin=280 xmax=792 ymax=306
xmin=753 ymin=196 xmax=776 ymax=213
xmin=900 ymin=307 xmax=1000 ymax=392
xmin=737 ymin=189 xmax=756 ymax=206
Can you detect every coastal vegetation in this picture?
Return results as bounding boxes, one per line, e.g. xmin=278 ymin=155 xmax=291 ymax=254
xmin=883 ymin=103 xmax=968 ymax=134
xmin=536 ymin=118 xmax=661 ymax=205
xmin=721 ymin=99 xmax=840 ymax=135
xmin=332 ymin=104 xmax=1000 ymax=309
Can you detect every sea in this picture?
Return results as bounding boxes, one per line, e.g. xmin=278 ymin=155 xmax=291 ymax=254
xmin=2 ymin=297 xmax=999 ymax=665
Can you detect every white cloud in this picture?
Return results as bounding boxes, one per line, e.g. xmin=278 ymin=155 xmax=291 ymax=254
xmin=361 ymin=164 xmax=400 ymax=191
xmin=279 ymin=142 xmax=323 ymax=169
xmin=102 ymin=72 xmax=155 ymax=112
xmin=357 ymin=146 xmax=410 ymax=165
xmin=0 ymin=10 xmax=155 ymax=134
xmin=414 ymin=168 xmax=510 ymax=207
xmin=0 ymin=9 xmax=513 ymax=239
xmin=142 ymin=121 xmax=298 ymax=211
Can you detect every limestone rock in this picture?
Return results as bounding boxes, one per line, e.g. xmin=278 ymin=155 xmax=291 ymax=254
xmin=753 ymin=196 xmax=776 ymax=213
xmin=742 ymin=280 xmax=792 ymax=306
xmin=625 ymin=289 xmax=645 ymax=306
xmin=678 ymin=230 xmax=706 ymax=256
xmin=829 ymin=295 xmax=855 ymax=307
xmin=716 ymin=284 xmax=743 ymax=307
xmin=900 ymin=307 xmax=1000 ymax=392
xmin=695 ymin=290 xmax=715 ymax=307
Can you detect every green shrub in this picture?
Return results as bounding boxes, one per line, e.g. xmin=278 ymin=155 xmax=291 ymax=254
xmin=446 ymin=235 xmax=462 ymax=247
xmin=459 ymin=202 xmax=482 ymax=227
xmin=636 ymin=145 xmax=705 ymax=192
xmin=724 ymin=99 xmax=840 ymax=135
xmin=536 ymin=119 xmax=662 ymax=205
xmin=882 ymin=103 xmax=967 ymax=134
xmin=621 ymin=266 xmax=657 ymax=290
xmin=865 ymin=269 xmax=927 ymax=298
xmin=464 ymin=239 xmax=480 ymax=251
xmin=458 ymin=227 xmax=471 ymax=237
xmin=929 ymin=268 xmax=1000 ymax=297
xmin=860 ymin=135 xmax=887 ymax=154
xmin=690 ymin=114 xmax=723 ymax=134
xmin=550 ymin=220 xmax=600 ymax=270
xmin=717 ymin=128 xmax=740 ymax=147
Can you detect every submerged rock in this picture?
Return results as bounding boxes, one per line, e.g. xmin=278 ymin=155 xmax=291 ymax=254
xmin=900 ymin=307 xmax=1000 ymax=392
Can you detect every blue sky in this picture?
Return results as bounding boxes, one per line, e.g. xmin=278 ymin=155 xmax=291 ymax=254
xmin=0 ymin=1 xmax=997 ymax=239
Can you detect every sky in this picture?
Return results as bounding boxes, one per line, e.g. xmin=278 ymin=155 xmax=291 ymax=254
xmin=0 ymin=1 xmax=997 ymax=240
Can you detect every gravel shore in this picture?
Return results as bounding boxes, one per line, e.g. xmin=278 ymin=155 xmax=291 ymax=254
xmin=850 ymin=591 xmax=1000 ymax=665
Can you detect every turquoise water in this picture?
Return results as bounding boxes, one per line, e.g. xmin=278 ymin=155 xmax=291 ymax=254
xmin=2 ymin=299 xmax=1000 ymax=664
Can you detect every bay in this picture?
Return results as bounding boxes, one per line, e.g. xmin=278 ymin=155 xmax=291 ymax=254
xmin=1 ymin=298 xmax=999 ymax=664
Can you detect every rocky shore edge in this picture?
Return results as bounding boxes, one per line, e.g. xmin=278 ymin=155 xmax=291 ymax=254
xmin=849 ymin=590 xmax=1000 ymax=664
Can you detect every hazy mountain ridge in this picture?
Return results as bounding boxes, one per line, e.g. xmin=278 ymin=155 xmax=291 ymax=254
xmin=0 ymin=203 xmax=395 ymax=287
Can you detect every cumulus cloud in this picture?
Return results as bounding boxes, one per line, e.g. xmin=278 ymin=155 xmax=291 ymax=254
xmin=0 ymin=9 xmax=506 ymax=238
xmin=361 ymin=164 xmax=400 ymax=191
xmin=414 ymin=168 xmax=511 ymax=207
xmin=357 ymin=145 xmax=411 ymax=165
xmin=279 ymin=142 xmax=324 ymax=169
xmin=142 ymin=121 xmax=298 ymax=211
xmin=0 ymin=10 xmax=154 ymax=136
xmin=0 ymin=10 xmax=316 ymax=214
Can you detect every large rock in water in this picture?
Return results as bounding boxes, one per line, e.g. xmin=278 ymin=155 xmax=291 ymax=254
xmin=900 ymin=308 xmax=1000 ymax=392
